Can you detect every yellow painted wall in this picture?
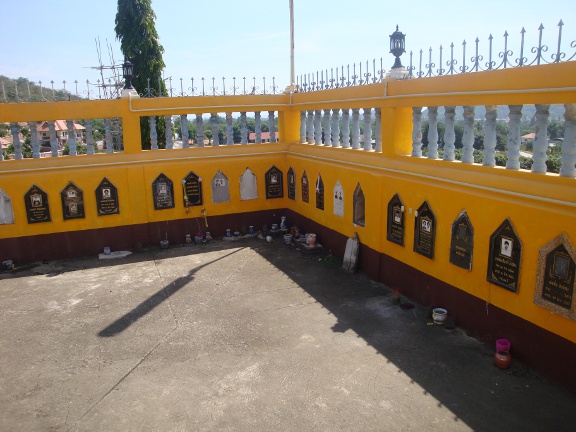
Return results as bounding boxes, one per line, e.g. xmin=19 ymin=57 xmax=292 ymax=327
xmin=1 ymin=61 xmax=575 ymax=347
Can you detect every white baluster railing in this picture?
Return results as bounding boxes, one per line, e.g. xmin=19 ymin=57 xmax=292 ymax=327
xmin=505 ymin=105 xmax=522 ymax=170
xmin=341 ymin=109 xmax=351 ymax=149
xmin=561 ymin=104 xmax=576 ymax=178
xmin=531 ymin=104 xmax=550 ymax=174
xmin=443 ymin=106 xmax=456 ymax=161
xmin=427 ymin=107 xmax=439 ymax=159
xmin=411 ymin=107 xmax=423 ymax=157
xmin=462 ymin=106 xmax=475 ymax=164
xmin=483 ymin=105 xmax=497 ymax=167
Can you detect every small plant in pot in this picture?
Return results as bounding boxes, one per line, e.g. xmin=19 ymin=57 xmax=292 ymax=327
xmin=391 ymin=287 xmax=401 ymax=305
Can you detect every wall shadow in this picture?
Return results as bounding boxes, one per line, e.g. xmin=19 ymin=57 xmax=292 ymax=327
xmin=249 ymin=242 xmax=576 ymax=432
xmin=97 ymin=247 xmax=245 ymax=337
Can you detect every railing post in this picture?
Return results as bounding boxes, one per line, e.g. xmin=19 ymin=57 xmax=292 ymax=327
xmin=483 ymin=105 xmax=497 ymax=167
xmin=506 ymin=105 xmax=522 ymax=170
xmin=28 ymin=121 xmax=40 ymax=158
xmin=314 ymin=109 xmax=322 ymax=146
xmin=165 ymin=115 xmax=173 ymax=149
xmin=84 ymin=120 xmax=94 ymax=155
xmin=341 ymin=109 xmax=350 ymax=149
xmin=181 ymin=114 xmax=189 ymax=148
xmin=196 ymin=115 xmax=204 ymax=147
xmin=105 ymin=119 xmax=114 ymax=153
xmin=240 ymin=112 xmax=248 ymax=145
xmin=322 ymin=109 xmax=331 ymax=146
xmin=331 ymin=109 xmax=341 ymax=148
xmin=560 ymin=103 xmax=576 ymax=178
xmin=150 ymin=117 xmax=158 ymax=150
xmin=427 ymin=106 xmax=439 ymax=159
xmin=48 ymin=121 xmax=58 ymax=157
xmin=443 ymin=106 xmax=456 ymax=161
xmin=374 ymin=108 xmax=382 ymax=153
xmin=299 ymin=111 xmax=306 ymax=144
xmin=531 ymin=104 xmax=550 ymax=174
xmin=411 ymin=107 xmax=422 ymax=157
xmin=462 ymin=106 xmax=475 ymax=164
xmin=211 ymin=113 xmax=219 ymax=146
xmin=268 ymin=111 xmax=276 ymax=143
xmin=363 ymin=108 xmax=373 ymax=151
xmin=351 ymin=108 xmax=360 ymax=150
xmin=255 ymin=111 xmax=261 ymax=143
xmin=10 ymin=123 xmax=23 ymax=160
xmin=226 ymin=112 xmax=234 ymax=145
xmin=66 ymin=120 xmax=77 ymax=156
xmin=306 ymin=110 xmax=314 ymax=144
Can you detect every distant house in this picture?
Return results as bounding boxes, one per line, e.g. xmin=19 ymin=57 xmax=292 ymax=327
xmin=0 ymin=137 xmax=10 ymax=151
xmin=36 ymin=120 xmax=85 ymax=148
xmin=248 ymin=132 xmax=279 ymax=143
xmin=521 ymin=132 xmax=535 ymax=143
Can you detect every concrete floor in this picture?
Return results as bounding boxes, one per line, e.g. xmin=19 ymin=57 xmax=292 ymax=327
xmin=0 ymin=238 xmax=574 ymax=432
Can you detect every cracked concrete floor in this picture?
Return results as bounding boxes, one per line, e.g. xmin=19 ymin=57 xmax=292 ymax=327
xmin=0 ymin=239 xmax=575 ymax=431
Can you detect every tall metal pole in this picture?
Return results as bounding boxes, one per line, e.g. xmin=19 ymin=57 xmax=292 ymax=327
xmin=289 ymin=0 xmax=295 ymax=91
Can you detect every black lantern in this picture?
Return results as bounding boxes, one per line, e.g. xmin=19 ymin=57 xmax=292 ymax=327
xmin=389 ymin=25 xmax=406 ymax=69
xmin=122 ymin=60 xmax=134 ymax=90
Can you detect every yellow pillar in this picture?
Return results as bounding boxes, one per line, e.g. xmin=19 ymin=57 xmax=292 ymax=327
xmin=380 ymin=106 xmax=412 ymax=158
xmin=278 ymin=109 xmax=301 ymax=144
xmin=120 ymin=99 xmax=143 ymax=154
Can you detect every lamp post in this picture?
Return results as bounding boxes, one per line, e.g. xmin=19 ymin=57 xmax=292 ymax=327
xmin=389 ymin=25 xmax=408 ymax=80
xmin=121 ymin=59 xmax=139 ymax=98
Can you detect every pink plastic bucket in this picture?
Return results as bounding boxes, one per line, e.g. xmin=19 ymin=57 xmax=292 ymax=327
xmin=496 ymin=339 xmax=511 ymax=353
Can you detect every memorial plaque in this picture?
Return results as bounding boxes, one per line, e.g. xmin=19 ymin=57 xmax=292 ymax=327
xmin=152 ymin=173 xmax=175 ymax=210
xmin=265 ymin=165 xmax=283 ymax=199
xmin=534 ymin=234 xmax=576 ymax=321
xmin=212 ymin=170 xmax=230 ymax=203
xmin=353 ymin=183 xmax=365 ymax=227
xmin=487 ymin=218 xmax=522 ymax=293
xmin=25 ymin=184 xmax=51 ymax=224
xmin=240 ymin=168 xmax=258 ymax=200
xmin=287 ymin=167 xmax=296 ymax=200
xmin=449 ymin=210 xmax=474 ymax=270
xmin=183 ymin=171 xmax=203 ymax=207
xmin=96 ymin=177 xmax=119 ymax=216
xmin=387 ymin=193 xmax=404 ymax=246
xmin=333 ymin=180 xmax=344 ymax=217
xmin=0 ymin=188 xmax=15 ymax=224
xmin=301 ymin=171 xmax=309 ymax=203
xmin=315 ymin=174 xmax=324 ymax=210
xmin=60 ymin=181 xmax=85 ymax=220
xmin=413 ymin=201 xmax=435 ymax=259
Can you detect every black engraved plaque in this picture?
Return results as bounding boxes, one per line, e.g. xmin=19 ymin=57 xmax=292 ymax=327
xmin=414 ymin=201 xmax=436 ymax=259
xmin=487 ymin=218 xmax=522 ymax=293
xmin=265 ymin=165 xmax=283 ymax=199
xmin=450 ymin=210 xmax=474 ymax=270
xmin=287 ymin=167 xmax=296 ymax=200
xmin=61 ymin=181 xmax=85 ymax=220
xmin=152 ymin=173 xmax=175 ymax=210
xmin=387 ymin=194 xmax=404 ymax=246
xmin=96 ymin=178 xmax=119 ymax=216
xmin=183 ymin=171 xmax=203 ymax=207
xmin=301 ymin=171 xmax=309 ymax=203
xmin=542 ymin=244 xmax=575 ymax=309
xmin=25 ymin=184 xmax=51 ymax=224
xmin=315 ymin=174 xmax=324 ymax=210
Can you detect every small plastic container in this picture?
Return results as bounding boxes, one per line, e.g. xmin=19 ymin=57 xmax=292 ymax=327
xmin=496 ymin=339 xmax=511 ymax=353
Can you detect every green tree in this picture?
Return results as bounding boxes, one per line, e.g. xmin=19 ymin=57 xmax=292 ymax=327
xmin=548 ymin=120 xmax=564 ymax=140
xmin=115 ymin=0 xmax=167 ymax=149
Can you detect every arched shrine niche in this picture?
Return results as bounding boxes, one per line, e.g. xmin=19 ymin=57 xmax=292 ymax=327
xmin=240 ymin=167 xmax=258 ymax=200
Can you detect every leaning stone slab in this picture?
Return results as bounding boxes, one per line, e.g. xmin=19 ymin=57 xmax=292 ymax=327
xmin=98 ymin=251 xmax=133 ymax=260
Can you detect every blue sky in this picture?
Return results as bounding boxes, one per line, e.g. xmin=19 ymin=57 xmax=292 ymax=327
xmin=1 ymin=0 xmax=574 ymax=94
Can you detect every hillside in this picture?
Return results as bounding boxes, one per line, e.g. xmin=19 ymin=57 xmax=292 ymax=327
xmin=0 ymin=75 xmax=83 ymax=102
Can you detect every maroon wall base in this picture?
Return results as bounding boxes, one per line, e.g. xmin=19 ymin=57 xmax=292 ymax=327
xmin=2 ymin=208 xmax=575 ymax=391
xmin=0 ymin=209 xmax=282 ymax=265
